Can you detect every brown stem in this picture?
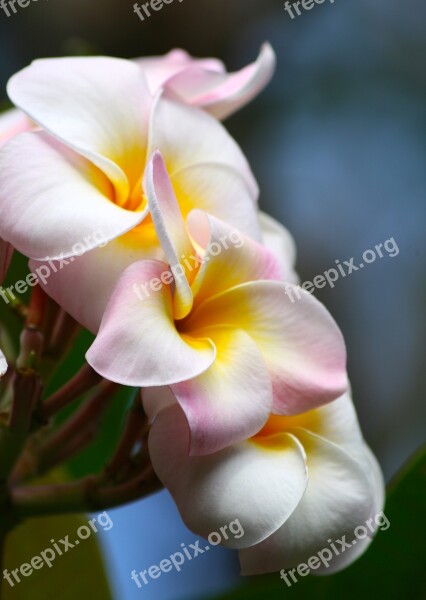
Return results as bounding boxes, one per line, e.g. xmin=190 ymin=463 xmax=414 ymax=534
xmin=41 ymin=363 xmax=102 ymax=419
xmin=104 ymin=396 xmax=147 ymax=482
xmin=47 ymin=310 xmax=80 ymax=357
xmin=0 ymin=370 xmax=42 ymax=482
xmin=26 ymin=285 xmax=46 ymax=329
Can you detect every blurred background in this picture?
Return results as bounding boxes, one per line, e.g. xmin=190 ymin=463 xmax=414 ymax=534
xmin=0 ymin=0 xmax=425 ymax=598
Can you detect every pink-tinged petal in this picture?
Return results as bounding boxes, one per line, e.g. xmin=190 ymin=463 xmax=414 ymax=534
xmin=0 ymin=108 xmax=32 ymax=146
xmin=259 ymin=211 xmax=299 ymax=284
xmin=145 ymin=151 xmax=193 ymax=319
xmin=7 ymin=57 xmax=151 ymax=203
xmin=86 ymin=260 xmax=215 ymax=386
xmin=28 ymin=228 xmax=164 ymax=333
xmin=0 ymin=239 xmax=13 ymax=285
xmin=148 ymin=90 xmax=259 ymax=201
xmin=240 ymin=431 xmax=382 ymax=575
xmin=149 ymin=404 xmax=308 ymax=548
xmin=135 ymin=49 xmax=224 ymax=93
xmin=185 ymin=282 xmax=347 ymax=414
xmin=0 ymin=131 xmax=145 ymax=260
xmin=0 ymin=348 xmax=7 ymax=377
xmin=171 ymin=327 xmax=273 ymax=455
xmin=187 ymin=210 xmax=281 ymax=308
xmin=167 ymin=43 xmax=276 ymax=120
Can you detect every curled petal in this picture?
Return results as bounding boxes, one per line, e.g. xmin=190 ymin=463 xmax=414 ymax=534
xmin=145 ymin=151 xmax=194 ymax=319
xmin=149 ymin=404 xmax=308 ymax=548
xmin=165 ymin=43 xmax=276 ymax=120
xmin=86 ymin=260 xmax=216 ymax=387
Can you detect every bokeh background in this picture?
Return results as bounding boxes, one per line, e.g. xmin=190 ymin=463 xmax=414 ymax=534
xmin=0 ymin=0 xmax=425 ymax=598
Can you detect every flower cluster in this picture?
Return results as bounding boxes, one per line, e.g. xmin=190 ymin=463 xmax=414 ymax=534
xmin=0 ymin=46 xmax=383 ymax=575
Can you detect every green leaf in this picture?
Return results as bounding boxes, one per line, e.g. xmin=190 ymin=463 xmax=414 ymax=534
xmin=2 ymin=512 xmax=113 ymax=599
xmin=214 ymin=445 xmax=426 ymax=599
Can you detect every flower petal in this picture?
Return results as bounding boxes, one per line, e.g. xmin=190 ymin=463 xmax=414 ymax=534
xmin=184 ymin=281 xmax=348 ymax=414
xmin=86 ymin=260 xmax=216 ymax=386
xmin=28 ymin=230 xmax=163 ymax=333
xmin=0 ymin=131 xmax=145 ymax=260
xmin=166 ymin=43 xmax=276 ymax=120
xmin=171 ymin=327 xmax=273 ymax=455
xmin=148 ymin=89 xmax=258 ymax=201
xmin=136 ymin=49 xmax=224 ymax=93
xmin=259 ymin=211 xmax=299 ymax=284
xmin=145 ymin=151 xmax=194 ymax=319
xmin=0 ymin=108 xmax=32 ymax=146
xmin=149 ymin=404 xmax=308 ymax=548
xmin=240 ymin=431 xmax=380 ymax=575
xmin=7 ymin=57 xmax=151 ymax=202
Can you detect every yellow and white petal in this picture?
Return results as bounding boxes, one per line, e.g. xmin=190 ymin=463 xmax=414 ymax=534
xmin=7 ymin=56 xmax=151 ymax=203
xmin=149 ymin=404 xmax=308 ymax=549
xmin=0 ymin=132 xmax=144 ymax=260
xmin=185 ymin=281 xmax=348 ymax=414
xmin=240 ymin=431 xmax=379 ymax=575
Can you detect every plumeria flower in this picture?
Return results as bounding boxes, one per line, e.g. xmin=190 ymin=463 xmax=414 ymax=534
xmin=0 ymin=56 xmax=261 ymax=332
xmin=148 ymin=389 xmax=384 ymax=574
xmin=135 ymin=43 xmax=276 ymax=120
xmin=86 ymin=152 xmax=347 ymax=455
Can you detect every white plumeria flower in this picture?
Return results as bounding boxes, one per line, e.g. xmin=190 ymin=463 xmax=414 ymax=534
xmin=148 ymin=389 xmax=384 ymax=574
xmin=0 ymin=56 xmax=261 ymax=332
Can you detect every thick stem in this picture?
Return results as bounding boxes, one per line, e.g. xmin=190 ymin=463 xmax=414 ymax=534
xmin=10 ymin=467 xmax=162 ymax=517
xmin=0 ymin=370 xmax=41 ymax=482
xmin=12 ymin=380 xmax=116 ymax=483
